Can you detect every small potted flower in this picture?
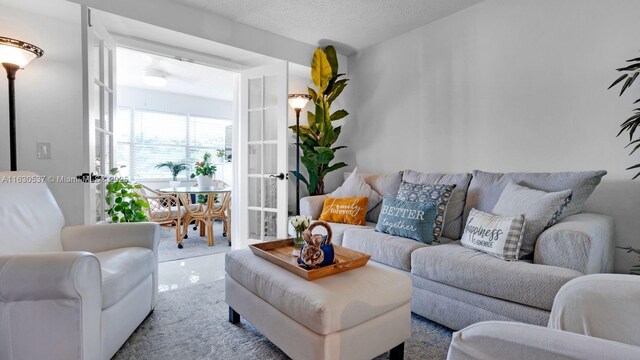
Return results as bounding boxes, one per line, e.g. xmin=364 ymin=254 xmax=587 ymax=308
xmin=290 ymin=215 xmax=312 ymax=256
xmin=190 ymin=152 xmax=217 ymax=188
xmin=155 ymin=161 xmax=187 ymax=187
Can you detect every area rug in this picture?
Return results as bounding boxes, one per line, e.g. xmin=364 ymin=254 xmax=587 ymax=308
xmin=158 ymin=221 xmax=231 ymax=262
xmin=113 ymin=280 xmax=453 ymax=360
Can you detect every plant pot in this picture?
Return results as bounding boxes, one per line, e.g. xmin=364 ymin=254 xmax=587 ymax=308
xmin=196 ymin=174 xmax=212 ymax=188
xmin=169 ymin=180 xmax=181 ymax=188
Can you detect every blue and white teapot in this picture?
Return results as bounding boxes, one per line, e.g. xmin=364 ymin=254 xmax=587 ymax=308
xmin=298 ymin=221 xmax=335 ymax=268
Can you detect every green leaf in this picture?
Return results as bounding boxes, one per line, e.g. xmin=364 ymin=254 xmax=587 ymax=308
xmin=617 ymin=63 xmax=640 ymax=72
xmin=324 ymin=45 xmax=338 ymax=77
xmin=311 ymin=48 xmax=332 ymax=94
xmin=307 ymin=87 xmax=317 ymax=102
xmin=330 ymin=109 xmax=349 ymax=121
xmin=626 ymin=139 xmax=640 ymax=155
xmin=327 ymin=79 xmax=348 ymax=104
xmin=322 ymin=162 xmax=348 ymax=177
xmin=314 ymin=147 xmax=335 ymax=164
xmin=290 ymin=171 xmax=309 ymax=186
xmin=608 ymin=73 xmax=628 ymax=90
xmin=620 ymin=72 xmax=639 ymax=96
xmin=115 ymin=197 xmax=122 ymax=204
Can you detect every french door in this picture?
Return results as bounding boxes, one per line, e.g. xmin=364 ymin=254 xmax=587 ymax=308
xmin=81 ymin=6 xmax=116 ymax=224
xmin=236 ymin=62 xmax=289 ymax=246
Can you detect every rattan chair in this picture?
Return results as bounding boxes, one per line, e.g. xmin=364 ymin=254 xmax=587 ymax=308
xmin=184 ymin=180 xmax=232 ymax=246
xmin=136 ymin=185 xmax=190 ymax=246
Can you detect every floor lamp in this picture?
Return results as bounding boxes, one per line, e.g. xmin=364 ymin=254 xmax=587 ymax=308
xmin=288 ymin=94 xmax=311 ymax=215
xmin=0 ymin=36 xmax=43 ymax=171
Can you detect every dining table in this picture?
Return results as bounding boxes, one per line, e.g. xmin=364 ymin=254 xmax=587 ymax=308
xmin=158 ymin=186 xmax=232 ymax=248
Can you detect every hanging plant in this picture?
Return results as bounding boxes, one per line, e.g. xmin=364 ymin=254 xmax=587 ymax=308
xmin=290 ymin=45 xmax=349 ymax=195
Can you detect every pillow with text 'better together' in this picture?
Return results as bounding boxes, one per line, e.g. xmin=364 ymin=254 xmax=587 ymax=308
xmin=375 ymin=196 xmax=437 ymax=244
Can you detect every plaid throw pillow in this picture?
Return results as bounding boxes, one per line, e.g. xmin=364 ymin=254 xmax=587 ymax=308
xmin=460 ymin=208 xmax=526 ymax=261
xmin=397 ymin=181 xmax=456 ymax=241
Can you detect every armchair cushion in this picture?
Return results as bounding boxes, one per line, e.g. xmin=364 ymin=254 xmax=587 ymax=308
xmin=95 ymin=247 xmax=155 ymax=309
xmin=447 ymin=321 xmax=640 ymax=360
xmin=549 ymin=274 xmax=640 ymax=347
xmin=0 ymin=171 xmax=65 ymax=255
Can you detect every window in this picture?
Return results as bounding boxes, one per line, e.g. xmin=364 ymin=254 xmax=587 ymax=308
xmin=115 ymin=107 xmax=231 ymax=180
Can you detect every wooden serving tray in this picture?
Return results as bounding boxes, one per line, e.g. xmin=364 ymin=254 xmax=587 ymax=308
xmin=250 ymin=239 xmax=371 ymax=281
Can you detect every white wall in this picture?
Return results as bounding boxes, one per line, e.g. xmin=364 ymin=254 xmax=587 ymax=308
xmin=347 ymin=0 xmax=640 ymax=273
xmin=0 ymin=2 xmax=85 ymax=225
xmin=117 ymin=86 xmax=234 ymax=188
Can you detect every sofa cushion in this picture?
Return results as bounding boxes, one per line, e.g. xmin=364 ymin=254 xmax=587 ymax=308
xmin=94 ymin=247 xmax=155 ymax=309
xmin=464 ymin=170 xmax=606 ymax=224
xmin=397 ymin=182 xmax=456 ymax=241
xmin=401 ymin=170 xmax=473 ymax=240
xmin=376 ymin=196 xmax=437 ymax=244
xmin=342 ymin=228 xmax=430 ymax=271
xmin=460 ymin=208 xmax=525 ymax=261
xmin=343 ymin=171 xmax=403 ymax=223
xmin=410 ymin=242 xmax=582 ymax=310
xmin=226 ymin=249 xmax=412 ymax=335
xmin=492 ymin=182 xmax=573 ymax=258
xmin=331 ymin=167 xmax=382 ymax=212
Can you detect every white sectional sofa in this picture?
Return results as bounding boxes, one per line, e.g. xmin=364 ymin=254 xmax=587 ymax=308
xmin=298 ymin=169 xmax=614 ymax=330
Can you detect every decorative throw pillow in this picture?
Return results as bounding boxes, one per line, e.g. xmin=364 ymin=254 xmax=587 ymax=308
xmin=331 ymin=167 xmax=382 ymax=212
xmin=460 ymin=208 xmax=526 ymax=261
xmin=319 ymin=197 xmax=368 ymax=226
xmin=375 ymin=196 xmax=437 ymax=244
xmin=396 ymin=181 xmax=456 ymax=241
xmin=491 ymin=182 xmax=572 ymax=258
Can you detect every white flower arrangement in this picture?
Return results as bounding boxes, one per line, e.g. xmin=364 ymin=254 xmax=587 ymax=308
xmin=290 ymin=215 xmax=312 ymax=233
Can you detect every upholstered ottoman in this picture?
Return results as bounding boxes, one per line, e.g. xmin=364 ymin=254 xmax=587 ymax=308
xmin=225 ymin=249 xmax=412 ymax=360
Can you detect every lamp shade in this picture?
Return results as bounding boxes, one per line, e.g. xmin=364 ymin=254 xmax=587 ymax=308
xmin=288 ymin=94 xmax=312 ymax=110
xmin=0 ymin=36 xmax=43 ymax=68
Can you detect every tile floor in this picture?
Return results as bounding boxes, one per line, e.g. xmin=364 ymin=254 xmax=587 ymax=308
xmin=158 ymin=253 xmax=226 ymax=293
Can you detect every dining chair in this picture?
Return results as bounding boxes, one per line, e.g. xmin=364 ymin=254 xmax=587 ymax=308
xmin=136 ymin=185 xmax=194 ymax=246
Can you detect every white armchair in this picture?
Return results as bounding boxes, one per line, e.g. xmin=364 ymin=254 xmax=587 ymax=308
xmin=447 ymin=274 xmax=640 ymax=359
xmin=0 ymin=171 xmax=159 ymax=360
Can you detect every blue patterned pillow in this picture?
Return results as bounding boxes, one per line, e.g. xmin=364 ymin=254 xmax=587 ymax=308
xmin=397 ymin=181 xmax=456 ymax=241
xmin=375 ymin=197 xmax=437 ymax=244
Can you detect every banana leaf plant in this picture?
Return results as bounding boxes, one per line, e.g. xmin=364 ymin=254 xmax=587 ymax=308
xmin=290 ymin=45 xmax=349 ymax=195
xmin=609 ymin=52 xmax=640 ymax=179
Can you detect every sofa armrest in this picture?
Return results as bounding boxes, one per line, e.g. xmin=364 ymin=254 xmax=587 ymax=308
xmin=534 ymin=213 xmax=614 ymax=274
xmin=447 ymin=321 xmax=640 ymax=360
xmin=61 ymin=222 xmax=160 ymax=255
xmin=549 ymin=274 xmax=640 ymax=347
xmin=0 ymin=252 xmax=102 ymax=359
xmin=299 ymin=195 xmax=327 ymax=219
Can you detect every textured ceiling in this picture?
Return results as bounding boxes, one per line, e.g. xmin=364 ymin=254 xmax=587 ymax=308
xmin=174 ymin=0 xmax=485 ymax=54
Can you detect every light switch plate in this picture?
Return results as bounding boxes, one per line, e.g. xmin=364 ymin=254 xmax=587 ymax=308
xmin=37 ymin=142 xmax=51 ymax=159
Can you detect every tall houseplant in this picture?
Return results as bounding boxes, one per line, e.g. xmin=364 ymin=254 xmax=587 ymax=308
xmin=609 ymin=51 xmax=640 ymax=274
xmin=609 ymin=52 xmax=640 ymax=179
xmin=291 ymin=45 xmax=349 ymax=195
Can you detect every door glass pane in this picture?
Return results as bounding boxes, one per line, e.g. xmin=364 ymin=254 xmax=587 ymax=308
xmin=95 ymin=131 xmax=102 ymax=173
xmin=263 ymin=144 xmax=277 ymax=174
xmin=248 ymin=78 xmax=262 ymax=109
xmin=248 ymin=177 xmax=261 ymax=208
xmin=265 ymin=178 xmax=277 ymax=209
xmin=264 ymin=75 xmax=277 ymax=107
xmin=104 ymin=134 xmax=111 ymax=173
xmin=248 ymin=210 xmax=261 ymax=240
xmin=104 ymin=90 xmax=111 ymax=132
xmin=96 ymin=182 xmax=104 ymax=222
xmin=248 ymin=144 xmax=261 ymax=175
xmin=264 ymin=212 xmax=277 ymax=241
xmin=92 ymin=38 xmax=100 ymax=82
xmin=93 ymin=83 xmax=101 ymax=128
xmin=264 ymin=108 xmax=278 ymax=141
xmin=103 ymin=46 xmax=112 ymax=88
xmin=249 ymin=111 xmax=262 ymax=142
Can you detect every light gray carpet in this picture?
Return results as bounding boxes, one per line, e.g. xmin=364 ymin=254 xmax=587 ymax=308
xmin=113 ymin=280 xmax=453 ymax=360
xmin=158 ymin=222 xmax=231 ymax=262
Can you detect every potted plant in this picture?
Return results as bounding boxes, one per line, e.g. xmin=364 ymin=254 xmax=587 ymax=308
xmin=290 ymin=45 xmax=349 ymax=195
xmin=155 ymin=161 xmax=187 ymax=187
xmin=105 ymin=166 xmax=149 ymax=223
xmin=215 ymin=149 xmax=226 ymax=163
xmin=190 ymin=152 xmax=217 ymax=188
